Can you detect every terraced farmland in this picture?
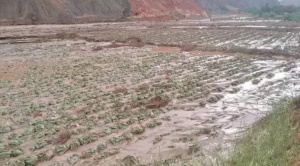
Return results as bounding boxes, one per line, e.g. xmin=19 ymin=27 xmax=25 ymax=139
xmin=0 ymin=16 xmax=299 ymax=166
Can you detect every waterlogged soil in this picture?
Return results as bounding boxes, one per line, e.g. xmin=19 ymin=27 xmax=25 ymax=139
xmin=0 ymin=17 xmax=300 ymax=166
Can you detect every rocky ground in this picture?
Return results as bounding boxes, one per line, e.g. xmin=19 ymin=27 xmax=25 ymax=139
xmin=0 ymin=16 xmax=300 ymax=166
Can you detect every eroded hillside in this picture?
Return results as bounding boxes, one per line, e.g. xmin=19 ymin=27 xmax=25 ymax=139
xmin=0 ymin=0 xmax=207 ymax=25
xmin=0 ymin=0 xmax=131 ymax=25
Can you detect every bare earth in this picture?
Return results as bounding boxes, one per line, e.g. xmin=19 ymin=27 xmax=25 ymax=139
xmin=0 ymin=16 xmax=300 ymax=166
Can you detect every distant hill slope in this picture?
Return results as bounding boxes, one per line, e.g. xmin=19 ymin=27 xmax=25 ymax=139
xmin=227 ymin=0 xmax=280 ymax=9
xmin=195 ymin=0 xmax=231 ymax=14
xmin=281 ymin=0 xmax=300 ymax=6
xmin=129 ymin=0 xmax=208 ymax=18
xmin=0 ymin=0 xmax=131 ymax=25
xmin=196 ymin=0 xmax=280 ymax=14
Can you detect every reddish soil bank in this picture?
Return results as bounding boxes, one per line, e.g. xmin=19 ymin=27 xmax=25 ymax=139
xmin=129 ymin=0 xmax=208 ymax=19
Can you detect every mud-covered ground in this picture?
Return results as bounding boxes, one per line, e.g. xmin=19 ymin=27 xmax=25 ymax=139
xmin=0 ymin=16 xmax=300 ymax=166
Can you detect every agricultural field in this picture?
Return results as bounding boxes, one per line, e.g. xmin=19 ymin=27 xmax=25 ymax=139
xmin=0 ymin=16 xmax=300 ymax=166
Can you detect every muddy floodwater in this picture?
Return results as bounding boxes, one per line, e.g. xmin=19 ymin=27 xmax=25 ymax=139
xmin=0 ymin=16 xmax=300 ymax=166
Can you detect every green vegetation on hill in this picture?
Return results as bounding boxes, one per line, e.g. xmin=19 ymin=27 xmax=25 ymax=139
xmin=248 ymin=5 xmax=300 ymax=21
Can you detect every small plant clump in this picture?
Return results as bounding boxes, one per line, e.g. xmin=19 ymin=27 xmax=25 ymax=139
xmin=153 ymin=135 xmax=163 ymax=144
xmin=252 ymin=79 xmax=261 ymax=85
xmin=24 ymin=155 xmax=39 ymax=166
xmin=266 ymin=73 xmax=275 ymax=79
xmin=97 ymin=143 xmax=108 ymax=152
xmin=55 ymin=145 xmax=69 ymax=155
xmin=188 ymin=142 xmax=201 ymax=155
xmin=146 ymin=120 xmax=162 ymax=128
xmin=131 ymin=126 xmax=145 ymax=135
xmin=199 ymin=99 xmax=207 ymax=107
xmin=207 ymin=95 xmax=219 ymax=103
xmin=81 ymin=149 xmax=96 ymax=159
xmin=33 ymin=141 xmax=48 ymax=150
xmin=122 ymin=155 xmax=140 ymax=166
xmin=68 ymin=154 xmax=80 ymax=165
xmin=10 ymin=149 xmax=24 ymax=157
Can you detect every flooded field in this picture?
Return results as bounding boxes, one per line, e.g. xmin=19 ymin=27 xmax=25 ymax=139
xmin=0 ymin=16 xmax=300 ymax=166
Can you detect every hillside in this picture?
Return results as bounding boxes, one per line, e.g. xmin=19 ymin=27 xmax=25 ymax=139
xmin=196 ymin=0 xmax=280 ymax=14
xmin=0 ymin=0 xmax=207 ymax=25
xmin=0 ymin=0 xmax=131 ymax=25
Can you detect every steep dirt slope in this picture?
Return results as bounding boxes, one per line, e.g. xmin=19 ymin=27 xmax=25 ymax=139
xmin=0 ymin=0 xmax=130 ymax=25
xmin=129 ymin=0 xmax=208 ymax=19
xmin=196 ymin=0 xmax=280 ymax=14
